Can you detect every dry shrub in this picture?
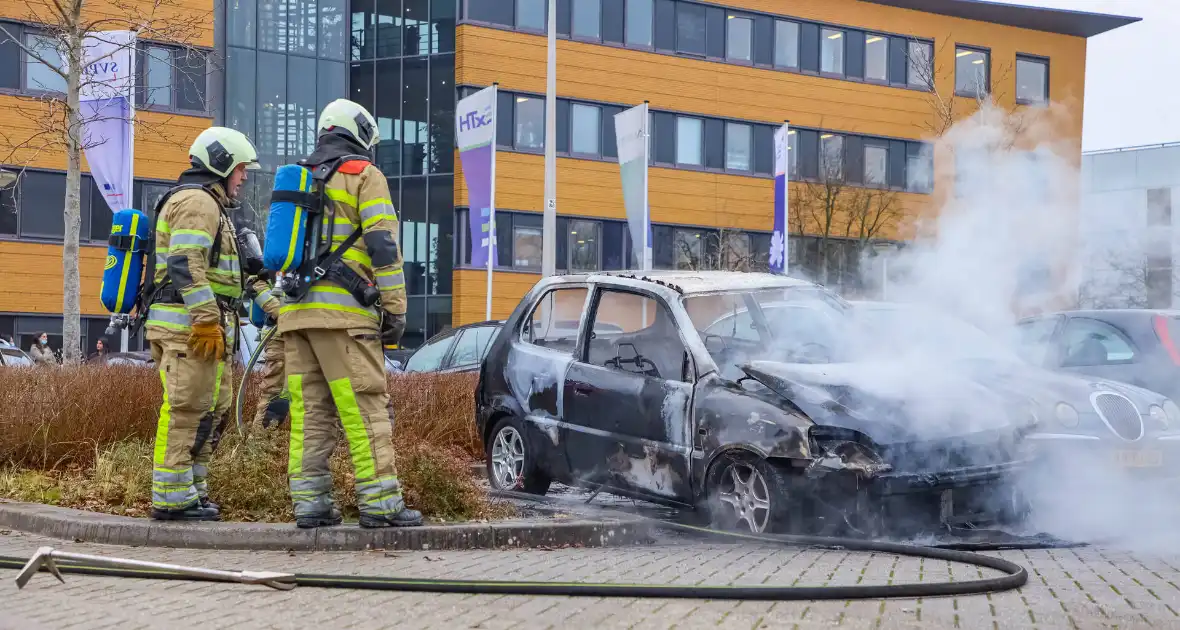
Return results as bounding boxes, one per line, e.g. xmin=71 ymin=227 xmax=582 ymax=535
xmin=0 ymin=365 xmax=160 ymax=469
xmin=0 ymin=365 xmax=506 ymax=522
xmin=0 ymin=365 xmax=482 ymax=469
xmin=387 ymin=371 xmax=481 ymax=458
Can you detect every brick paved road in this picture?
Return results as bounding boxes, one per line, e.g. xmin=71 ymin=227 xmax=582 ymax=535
xmin=2 ymin=530 xmax=1180 ymax=629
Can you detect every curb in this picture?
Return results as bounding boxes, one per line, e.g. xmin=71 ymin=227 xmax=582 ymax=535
xmin=0 ymin=500 xmax=654 ymax=552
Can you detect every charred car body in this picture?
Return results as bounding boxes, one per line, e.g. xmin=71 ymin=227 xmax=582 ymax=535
xmin=475 ymin=271 xmax=1036 ymax=535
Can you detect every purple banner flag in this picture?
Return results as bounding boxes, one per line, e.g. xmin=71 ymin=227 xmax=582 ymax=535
xmin=456 ymin=86 xmax=498 ymax=270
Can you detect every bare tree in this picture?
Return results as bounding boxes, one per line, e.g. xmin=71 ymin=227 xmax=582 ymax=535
xmin=906 ymin=37 xmax=1024 ymax=142
xmin=0 ymin=0 xmax=211 ymax=361
xmin=792 ymin=153 xmax=904 ymax=289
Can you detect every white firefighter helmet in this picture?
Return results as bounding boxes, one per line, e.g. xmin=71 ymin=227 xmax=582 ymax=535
xmin=317 ymin=98 xmax=380 ymax=150
xmin=189 ymin=127 xmax=261 ymax=178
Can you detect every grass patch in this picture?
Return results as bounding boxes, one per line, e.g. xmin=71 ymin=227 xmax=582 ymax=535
xmin=0 ymin=366 xmax=509 ymax=522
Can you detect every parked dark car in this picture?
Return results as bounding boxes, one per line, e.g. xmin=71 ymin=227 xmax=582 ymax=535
xmin=475 ymin=271 xmax=1044 ymax=536
xmin=86 ymin=351 xmax=154 ymax=367
xmin=1013 ymin=309 xmax=1180 ymax=404
xmin=401 ymin=321 xmax=505 ymax=374
xmin=852 ymin=302 xmax=1180 ymax=477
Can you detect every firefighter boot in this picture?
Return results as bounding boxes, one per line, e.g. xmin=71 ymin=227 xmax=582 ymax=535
xmin=151 ymin=504 xmax=221 ymax=522
xmin=296 ymin=507 xmax=343 ymax=529
xmin=359 ymin=507 xmax=423 ymax=528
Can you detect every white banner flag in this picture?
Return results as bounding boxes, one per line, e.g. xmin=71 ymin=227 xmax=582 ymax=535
xmin=78 ymin=30 xmax=137 ymax=213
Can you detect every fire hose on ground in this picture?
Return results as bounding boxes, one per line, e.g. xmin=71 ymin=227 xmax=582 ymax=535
xmin=0 ymin=504 xmax=1039 ymax=600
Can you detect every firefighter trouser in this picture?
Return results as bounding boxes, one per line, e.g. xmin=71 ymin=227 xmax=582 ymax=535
xmin=150 ymin=338 xmax=232 ymax=510
xmin=285 ymin=328 xmax=405 ymax=519
xmin=253 ymin=329 xmax=288 ymax=426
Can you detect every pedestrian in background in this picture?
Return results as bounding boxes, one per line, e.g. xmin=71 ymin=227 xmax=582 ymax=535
xmin=29 ymin=333 xmax=56 ymax=366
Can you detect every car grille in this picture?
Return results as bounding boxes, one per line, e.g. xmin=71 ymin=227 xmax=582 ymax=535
xmin=1091 ymin=392 xmax=1143 ymax=441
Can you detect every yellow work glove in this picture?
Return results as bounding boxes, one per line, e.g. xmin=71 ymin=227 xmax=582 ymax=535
xmin=188 ymin=321 xmax=226 ymax=361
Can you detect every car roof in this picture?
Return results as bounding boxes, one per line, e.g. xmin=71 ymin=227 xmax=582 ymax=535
xmin=1022 ymin=309 xmax=1180 ymax=322
xmin=556 ymin=270 xmax=817 ymax=295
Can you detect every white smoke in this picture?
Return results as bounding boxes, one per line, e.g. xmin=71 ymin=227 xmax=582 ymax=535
xmin=840 ymin=102 xmax=1180 ymax=552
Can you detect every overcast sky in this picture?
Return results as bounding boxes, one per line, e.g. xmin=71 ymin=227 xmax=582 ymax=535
xmin=990 ymin=0 xmax=1178 ymax=152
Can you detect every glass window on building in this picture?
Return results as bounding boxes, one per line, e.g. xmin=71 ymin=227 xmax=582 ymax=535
xmin=320 ymin=0 xmax=348 ymax=59
xmin=24 ymin=33 xmax=66 ymax=93
xmin=517 ymin=0 xmax=546 ymax=30
xmin=571 ymin=103 xmax=600 ymax=155
xmin=467 ymin=0 xmax=514 ymax=26
xmin=865 ymin=34 xmax=887 ymax=82
xmin=287 ymin=55 xmax=318 ymax=158
xmin=142 ymin=46 xmax=173 ymax=107
xmin=513 ymin=217 xmax=543 ymax=270
xmin=403 ymin=0 xmax=431 ymax=56
xmin=906 ymin=143 xmax=933 ymax=193
xmin=676 ymin=3 xmax=706 ymax=56
xmin=1016 ymin=55 xmax=1048 ymax=104
xmin=569 ymin=219 xmax=600 ymax=271
xmin=0 ymin=176 xmax=18 ymax=236
xmin=821 ymin=28 xmax=844 ymax=75
xmin=907 ymin=40 xmax=932 ymax=89
xmin=674 ymin=229 xmax=704 ymax=270
xmin=228 ymin=0 xmax=257 ymax=47
xmin=787 ymin=128 xmax=798 ymax=177
xmin=515 ymin=96 xmax=544 ymax=150
xmin=402 ymin=57 xmax=429 ymax=175
xmin=226 ymin=48 xmax=257 ymax=141
xmin=726 ymin=14 xmax=752 ymax=62
xmin=676 ymin=116 xmax=703 ymax=166
xmin=428 ymin=175 xmax=453 ymax=294
xmin=625 ymin=0 xmax=653 ymax=47
xmin=774 ymin=20 xmax=798 ymax=68
xmin=820 ymin=133 xmax=843 ymax=181
xmin=725 ymin=122 xmax=751 ymax=171
xmin=572 ymin=0 xmax=601 ymax=40
xmin=864 ymin=143 xmax=887 ymax=187
xmin=256 ymin=50 xmax=288 ymax=168
xmin=955 ymin=46 xmax=989 ymax=97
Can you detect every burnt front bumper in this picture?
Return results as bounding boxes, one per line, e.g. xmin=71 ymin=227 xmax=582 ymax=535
xmin=863 ymin=459 xmax=1029 ymax=530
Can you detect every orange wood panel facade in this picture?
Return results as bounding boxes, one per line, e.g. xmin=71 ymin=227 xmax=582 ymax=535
xmin=451 ymin=0 xmax=1090 ymax=326
xmin=0 ymin=241 xmax=108 ymax=315
xmin=0 ymin=0 xmax=215 ymax=48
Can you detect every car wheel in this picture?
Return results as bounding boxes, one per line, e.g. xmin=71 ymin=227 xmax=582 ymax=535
xmin=485 ymin=416 xmax=551 ymax=495
xmin=706 ymin=452 xmax=793 ymax=534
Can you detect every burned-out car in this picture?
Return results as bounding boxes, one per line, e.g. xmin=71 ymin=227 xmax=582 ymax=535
xmin=475 ymin=271 xmax=1037 ymax=535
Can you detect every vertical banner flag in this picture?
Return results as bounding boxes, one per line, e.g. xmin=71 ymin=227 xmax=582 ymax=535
xmin=457 ymin=85 xmax=498 ymax=270
xmin=615 ymin=103 xmax=651 ymax=270
xmin=769 ymin=123 xmax=791 ymax=274
xmin=456 ymin=85 xmax=498 ymax=318
xmin=79 ymin=30 xmax=137 ymax=213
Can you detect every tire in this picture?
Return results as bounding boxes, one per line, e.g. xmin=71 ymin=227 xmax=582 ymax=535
xmin=704 ymin=451 xmax=795 ymax=534
xmin=485 ymin=416 xmax=551 ymax=495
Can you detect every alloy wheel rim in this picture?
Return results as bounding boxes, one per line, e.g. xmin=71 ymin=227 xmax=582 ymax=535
xmin=491 ymin=426 xmax=526 ymax=489
xmin=717 ymin=462 xmax=772 ymax=533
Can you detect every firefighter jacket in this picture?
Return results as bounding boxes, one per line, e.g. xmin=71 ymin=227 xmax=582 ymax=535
xmin=145 ymin=182 xmax=270 ymax=341
xmin=278 ymin=159 xmax=406 ymax=334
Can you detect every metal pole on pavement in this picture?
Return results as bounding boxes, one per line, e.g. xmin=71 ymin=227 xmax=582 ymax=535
xmin=541 ymin=0 xmax=557 ymax=279
xmin=486 ymin=83 xmax=499 ymax=321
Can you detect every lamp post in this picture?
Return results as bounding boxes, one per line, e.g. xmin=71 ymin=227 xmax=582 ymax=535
xmin=541 ymin=0 xmax=557 ymax=279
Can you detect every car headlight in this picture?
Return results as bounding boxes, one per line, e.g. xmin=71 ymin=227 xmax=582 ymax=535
xmin=1055 ymin=403 xmax=1079 ymax=428
xmin=1164 ymin=400 xmax=1180 ymax=427
xmin=1149 ymin=404 xmax=1170 ymax=430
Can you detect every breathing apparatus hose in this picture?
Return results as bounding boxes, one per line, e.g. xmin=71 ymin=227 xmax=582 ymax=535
xmin=0 ymin=492 xmax=1030 ymax=600
xmin=233 ymin=324 xmax=279 ymax=436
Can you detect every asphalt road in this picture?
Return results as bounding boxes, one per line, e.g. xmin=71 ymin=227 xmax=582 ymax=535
xmin=3 ymin=529 xmax=1180 ymax=629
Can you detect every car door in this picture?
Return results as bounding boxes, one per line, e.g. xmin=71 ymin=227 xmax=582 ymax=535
xmin=562 ymin=287 xmax=694 ymax=502
xmin=439 ymin=325 xmax=501 ymax=373
xmin=1052 ymin=317 xmax=1142 ymax=384
xmin=402 ymin=330 xmax=459 ymax=373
